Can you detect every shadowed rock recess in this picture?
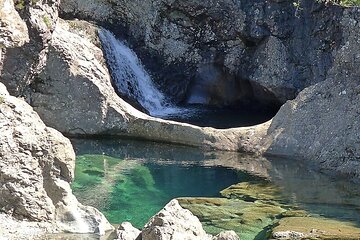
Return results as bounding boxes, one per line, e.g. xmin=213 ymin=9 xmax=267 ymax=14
xmin=60 ymin=0 xmax=344 ymax=106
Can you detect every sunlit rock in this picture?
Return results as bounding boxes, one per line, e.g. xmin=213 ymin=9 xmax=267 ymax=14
xmin=30 ymin=20 xmax=270 ymax=153
xmin=0 ymin=83 xmax=113 ymax=236
xmin=116 ymin=222 xmax=141 ymax=240
xmin=0 ymin=0 xmax=29 ymax=48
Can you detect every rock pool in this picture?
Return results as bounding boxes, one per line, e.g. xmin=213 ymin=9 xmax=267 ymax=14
xmin=71 ymin=138 xmax=360 ymax=239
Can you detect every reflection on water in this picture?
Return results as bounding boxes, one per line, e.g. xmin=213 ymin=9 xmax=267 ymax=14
xmin=267 ymin=156 xmax=360 ymax=224
xmin=71 ymin=138 xmax=360 ymax=239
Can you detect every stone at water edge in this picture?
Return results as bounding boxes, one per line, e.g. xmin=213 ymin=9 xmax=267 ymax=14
xmin=141 ymin=199 xmax=213 ymax=240
xmin=220 ymin=182 xmax=285 ymax=202
xmin=116 ymin=222 xmax=141 ymax=240
xmin=178 ymin=197 xmax=285 ymax=239
xmin=214 ymin=231 xmax=240 ymax=240
xmin=0 ymin=82 xmax=113 ymax=236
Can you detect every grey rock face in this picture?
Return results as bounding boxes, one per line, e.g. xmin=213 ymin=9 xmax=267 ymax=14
xmin=214 ymin=231 xmax=240 ymax=240
xmin=1 ymin=0 xmax=59 ymax=96
xmin=116 ymin=222 xmax=141 ymax=240
xmin=30 ymin=20 xmax=270 ymax=153
xmin=60 ymin=0 xmax=343 ymax=107
xmin=0 ymin=0 xmax=29 ymax=48
xmin=265 ymin=7 xmax=360 ymax=179
xmin=0 ymin=83 xmax=113 ymax=234
xmin=138 ymin=199 xmax=240 ymax=240
xmin=141 ymin=199 xmax=213 ymax=240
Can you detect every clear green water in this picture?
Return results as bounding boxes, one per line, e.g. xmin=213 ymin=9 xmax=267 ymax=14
xmin=71 ymin=138 xmax=360 ymax=239
xmin=72 ymin=141 xmax=260 ymax=228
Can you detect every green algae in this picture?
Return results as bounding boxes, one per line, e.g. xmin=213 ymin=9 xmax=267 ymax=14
xmin=220 ymin=181 xmax=285 ymax=203
xmin=272 ymin=216 xmax=360 ymax=240
xmin=72 ymin=154 xmax=167 ymax=228
xmin=70 ymin=141 xmax=360 ymax=240
xmin=178 ymin=197 xmax=285 ymax=240
xmin=72 ymin=154 xmax=122 ymax=191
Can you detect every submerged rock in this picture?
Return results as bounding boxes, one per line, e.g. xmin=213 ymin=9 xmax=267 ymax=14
xmin=272 ymin=217 xmax=360 ymax=240
xmin=178 ymin=197 xmax=285 ymax=240
xmin=0 ymin=83 xmax=113 ymax=236
xmin=220 ymin=182 xmax=285 ymax=202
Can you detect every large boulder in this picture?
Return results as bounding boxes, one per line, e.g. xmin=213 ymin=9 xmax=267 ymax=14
xmin=138 ymin=199 xmax=240 ymax=240
xmin=0 ymin=83 xmax=113 ymax=236
xmin=30 ymin=20 xmax=269 ymax=153
xmin=264 ymin=7 xmax=360 ymax=179
xmin=141 ymin=199 xmax=213 ymax=240
xmin=116 ymin=222 xmax=141 ymax=240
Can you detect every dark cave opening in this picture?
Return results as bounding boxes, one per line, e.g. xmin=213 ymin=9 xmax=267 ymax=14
xmin=99 ymin=28 xmax=282 ymax=129
xmin=163 ymin=65 xmax=283 ymax=129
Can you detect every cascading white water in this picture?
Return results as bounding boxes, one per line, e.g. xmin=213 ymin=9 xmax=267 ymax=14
xmin=99 ymin=29 xmax=185 ymax=117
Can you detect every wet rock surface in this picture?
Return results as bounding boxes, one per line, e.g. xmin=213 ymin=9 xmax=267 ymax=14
xmin=178 ymin=197 xmax=285 ymax=240
xmin=272 ymin=217 xmax=360 ymax=240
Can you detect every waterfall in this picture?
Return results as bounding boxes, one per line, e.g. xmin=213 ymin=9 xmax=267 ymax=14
xmin=99 ymin=29 xmax=184 ymax=117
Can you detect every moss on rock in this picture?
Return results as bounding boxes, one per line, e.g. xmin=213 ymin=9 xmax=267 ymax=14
xmin=178 ymin=197 xmax=285 ymax=240
xmin=272 ymin=217 xmax=360 ymax=240
xmin=220 ymin=182 xmax=285 ymax=202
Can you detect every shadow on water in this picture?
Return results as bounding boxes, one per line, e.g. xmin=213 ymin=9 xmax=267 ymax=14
xmin=164 ymin=104 xmax=278 ymax=129
xmin=70 ymin=138 xmax=360 ymax=239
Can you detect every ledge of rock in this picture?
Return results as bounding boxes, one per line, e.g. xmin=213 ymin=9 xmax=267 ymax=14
xmin=30 ymin=20 xmax=269 ymax=153
xmin=0 ymin=82 xmax=113 ymax=237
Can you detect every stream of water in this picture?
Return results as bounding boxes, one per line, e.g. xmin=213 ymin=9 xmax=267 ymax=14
xmin=99 ymin=29 xmax=187 ymax=118
xmin=99 ymin=29 xmax=278 ymax=128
